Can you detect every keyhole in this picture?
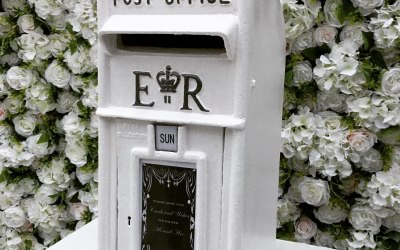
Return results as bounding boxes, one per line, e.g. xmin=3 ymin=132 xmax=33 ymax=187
xmin=128 ymin=216 xmax=131 ymax=226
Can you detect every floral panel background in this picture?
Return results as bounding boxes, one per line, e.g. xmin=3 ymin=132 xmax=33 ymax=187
xmin=0 ymin=0 xmax=400 ymax=249
xmin=278 ymin=0 xmax=400 ymax=249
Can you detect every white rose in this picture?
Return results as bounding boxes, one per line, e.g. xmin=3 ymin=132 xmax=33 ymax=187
xmin=0 ymin=52 xmax=21 ymax=66
xmin=351 ymin=0 xmax=384 ymax=16
xmin=314 ymin=25 xmax=338 ymax=46
xmin=26 ymin=134 xmax=51 ymax=157
xmin=356 ymin=148 xmax=383 ymax=172
xmin=292 ymin=30 xmax=315 ymax=52
xmin=65 ymin=139 xmax=87 ymax=167
xmin=315 ymin=230 xmax=335 ymax=248
xmin=346 ymin=130 xmax=377 ymax=153
xmin=3 ymin=206 xmax=27 ymax=228
xmin=340 ymin=23 xmax=367 ymax=47
xmin=45 ymin=61 xmax=71 ymax=88
xmin=286 ymin=176 xmax=305 ymax=203
xmin=381 ymin=68 xmax=400 ymax=97
xmin=6 ymin=66 xmax=34 ymax=90
xmin=349 ymin=204 xmax=382 ymax=233
xmin=13 ymin=114 xmax=36 ymax=137
xmin=47 ymin=12 xmax=67 ymax=30
xmin=293 ymin=62 xmax=313 ymax=85
xmin=4 ymin=95 xmax=24 ymax=114
xmin=37 ymin=157 xmax=71 ymax=189
xmin=295 ymin=217 xmax=318 ymax=240
xmin=314 ymin=203 xmax=347 ymax=224
xmin=61 ymin=112 xmax=86 ymax=136
xmin=298 ymin=177 xmax=330 ymax=206
xmin=17 ymin=14 xmax=36 ymax=33
xmin=324 ymin=0 xmax=345 ymax=27
xmin=48 ymin=33 xmax=70 ymax=57
xmin=2 ymin=0 xmax=27 ymax=14
xmin=56 ymin=91 xmax=78 ymax=114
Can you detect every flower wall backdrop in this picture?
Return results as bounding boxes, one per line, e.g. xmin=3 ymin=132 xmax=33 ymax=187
xmin=0 ymin=0 xmax=98 ymax=248
xmin=278 ymin=0 xmax=400 ymax=249
xmin=0 ymin=0 xmax=399 ymax=249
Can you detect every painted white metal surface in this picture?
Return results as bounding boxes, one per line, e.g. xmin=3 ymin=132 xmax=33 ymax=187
xmin=95 ymin=0 xmax=333 ymax=250
xmin=48 ymin=219 xmax=98 ymax=250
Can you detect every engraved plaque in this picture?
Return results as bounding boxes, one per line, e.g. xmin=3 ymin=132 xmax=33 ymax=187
xmin=142 ymin=163 xmax=196 ymax=250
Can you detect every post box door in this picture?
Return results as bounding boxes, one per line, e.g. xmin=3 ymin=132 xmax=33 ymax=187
xmin=115 ymin=119 xmax=225 ymax=250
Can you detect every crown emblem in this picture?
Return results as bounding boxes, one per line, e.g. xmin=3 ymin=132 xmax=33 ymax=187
xmin=157 ymin=65 xmax=181 ymax=93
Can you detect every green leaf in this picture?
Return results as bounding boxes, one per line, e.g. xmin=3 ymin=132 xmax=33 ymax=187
xmin=24 ymin=240 xmax=33 ymax=250
xmin=0 ymin=170 xmax=10 ymax=183
xmin=371 ymin=50 xmax=388 ymax=70
xmin=342 ymin=0 xmax=356 ymax=16
xmin=362 ymin=32 xmax=374 ymax=51
xmin=69 ymin=41 xmax=78 ymax=55
xmin=285 ymin=69 xmax=293 ymax=85
xmin=37 ymin=133 xmax=50 ymax=144
xmin=385 ymin=231 xmax=400 ymax=243
xmin=336 ymin=4 xmax=345 ymax=25
xmin=301 ymin=45 xmax=331 ymax=62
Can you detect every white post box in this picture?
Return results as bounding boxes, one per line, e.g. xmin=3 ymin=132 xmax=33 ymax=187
xmin=97 ymin=1 xmax=285 ymax=250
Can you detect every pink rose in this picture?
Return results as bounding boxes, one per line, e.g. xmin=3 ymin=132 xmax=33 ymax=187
xmin=295 ymin=217 xmax=318 ymax=240
xmin=346 ymin=131 xmax=377 ymax=153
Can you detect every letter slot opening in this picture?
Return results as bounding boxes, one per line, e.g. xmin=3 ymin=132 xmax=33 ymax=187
xmin=117 ymin=34 xmax=227 ymax=56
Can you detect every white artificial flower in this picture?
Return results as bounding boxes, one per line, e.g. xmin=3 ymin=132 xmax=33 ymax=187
xmin=3 ymin=206 xmax=27 ymax=228
xmin=3 ymin=95 xmax=24 ymax=114
xmin=323 ymin=0 xmax=345 ymax=27
xmin=34 ymin=185 xmax=59 ymax=205
xmin=346 ymin=130 xmax=377 ymax=153
xmin=36 ymin=157 xmax=72 ymax=189
xmin=25 ymin=81 xmax=57 ymax=115
xmin=347 ymin=231 xmax=377 ymax=249
xmin=0 ymin=52 xmax=21 ymax=67
xmin=12 ymin=114 xmax=36 ymax=137
xmin=1 ymin=0 xmax=27 ymax=15
xmin=293 ymin=61 xmax=313 ymax=85
xmin=64 ymin=46 xmax=96 ymax=74
xmin=314 ymin=203 xmax=347 ymax=224
xmin=17 ymin=14 xmax=37 ymax=33
xmin=78 ymin=181 xmax=98 ymax=215
xmin=349 ymin=204 xmax=382 ymax=233
xmin=381 ymin=67 xmax=400 ymax=97
xmin=88 ymin=112 xmax=99 ymax=138
xmin=314 ymin=230 xmax=335 ymax=248
xmin=47 ymin=12 xmax=67 ymax=30
xmin=295 ymin=217 xmax=318 ymax=240
xmin=34 ymin=0 xmax=64 ymax=20
xmin=45 ymin=61 xmax=71 ymax=88
xmin=340 ymin=23 xmax=368 ymax=48
xmin=291 ymin=29 xmax=315 ymax=52
xmin=383 ymin=213 xmax=400 ymax=231
xmin=6 ymin=66 xmax=34 ymax=90
xmin=277 ymin=196 xmax=301 ymax=228
xmin=356 ymin=148 xmax=383 ymax=172
xmin=26 ymin=134 xmax=53 ymax=157
xmin=56 ymin=91 xmax=78 ymax=114
xmin=48 ymin=33 xmax=71 ymax=57
xmin=351 ymin=0 xmax=384 ymax=16
xmin=76 ymin=167 xmax=94 ymax=185
xmin=65 ymin=139 xmax=87 ymax=167
xmin=313 ymin=25 xmax=338 ymax=46
xmin=14 ymin=33 xmax=51 ymax=62
xmin=298 ymin=177 xmax=330 ymax=206
xmin=68 ymin=203 xmax=88 ymax=221
xmin=61 ymin=111 xmax=86 ymax=136
xmin=82 ymin=84 xmax=98 ymax=108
